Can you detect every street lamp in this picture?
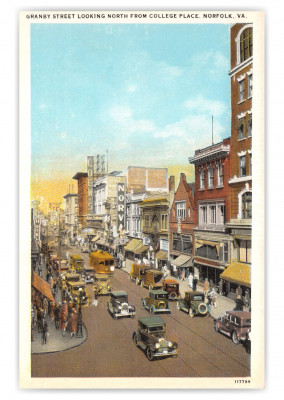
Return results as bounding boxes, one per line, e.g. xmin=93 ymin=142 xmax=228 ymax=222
xmin=76 ymin=287 xmax=84 ymax=338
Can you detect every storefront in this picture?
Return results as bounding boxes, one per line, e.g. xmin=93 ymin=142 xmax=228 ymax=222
xmin=220 ymin=261 xmax=251 ymax=303
xmin=123 ymin=238 xmax=143 ymax=269
xmin=172 ymin=254 xmax=193 ymax=279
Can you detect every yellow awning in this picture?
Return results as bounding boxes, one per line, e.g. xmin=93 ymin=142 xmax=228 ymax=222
xmin=134 ymin=245 xmax=148 ymax=254
xmin=124 ymin=239 xmax=142 ymax=252
xmin=220 ymin=262 xmax=251 ymax=287
xmin=156 ymin=250 xmax=168 ymax=260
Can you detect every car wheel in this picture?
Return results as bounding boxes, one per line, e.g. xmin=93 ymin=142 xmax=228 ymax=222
xmin=189 ymin=308 xmax=194 ymax=318
xmin=136 ymin=278 xmax=140 ymax=286
xmin=214 ymin=322 xmax=219 ymax=332
xmin=141 ymin=299 xmax=145 ymax=308
xmin=149 ymin=305 xmax=155 ymax=314
xmin=170 ymin=292 xmax=177 ymax=300
xmin=113 ymin=313 xmax=117 ymax=320
xmin=133 ymin=332 xmax=139 ymax=346
xmin=146 ymin=346 xmax=154 ymax=361
xmin=232 ymin=331 xmax=240 ymax=344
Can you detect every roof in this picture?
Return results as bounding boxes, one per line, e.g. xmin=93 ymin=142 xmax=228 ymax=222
xmin=172 ymin=254 xmax=193 ymax=268
xmin=70 ymin=254 xmax=83 ymax=260
xmin=185 ymin=291 xmax=203 ymax=297
xmin=220 ymin=262 xmax=251 ymax=287
xmin=32 ymin=272 xmax=55 ymax=302
xmin=132 ymin=264 xmax=150 ymax=269
xmin=225 ymin=311 xmax=251 ymax=319
xmin=90 ymin=250 xmax=114 ymax=260
xmin=147 ymin=269 xmax=163 ymax=275
xmin=67 ymin=280 xmax=85 ymax=287
xmin=150 ymin=290 xmax=168 ymax=295
xmin=111 ymin=291 xmax=128 ymax=297
xmin=124 ymin=238 xmax=142 ymax=252
xmin=73 ymin=172 xmax=88 ymax=180
xmin=138 ymin=316 xmax=165 ymax=327
xmin=164 ymin=278 xmax=179 ymax=284
xmin=84 ymin=266 xmax=95 ymax=272
xmin=94 ymin=273 xmax=108 ymax=279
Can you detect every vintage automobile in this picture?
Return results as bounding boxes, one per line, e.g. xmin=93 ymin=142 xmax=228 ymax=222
xmin=162 ymin=278 xmax=180 ymax=300
xmin=133 ymin=316 xmax=178 ymax=361
xmin=177 ymin=291 xmax=210 ymax=317
xmin=93 ymin=273 xmax=112 ymax=296
xmin=65 ymin=280 xmax=89 ymax=307
xmin=70 ymin=254 xmax=84 ymax=273
xmin=142 ymin=290 xmax=171 ymax=314
xmin=89 ymin=250 xmax=115 ymax=276
xmin=107 ymin=291 xmax=135 ymax=319
xmin=81 ymin=246 xmax=89 ymax=253
xmin=213 ymin=310 xmax=251 ymax=344
xmin=130 ymin=263 xmax=151 ymax=285
xmin=141 ymin=269 xmax=163 ymax=290
xmin=82 ymin=266 xmax=96 ymax=284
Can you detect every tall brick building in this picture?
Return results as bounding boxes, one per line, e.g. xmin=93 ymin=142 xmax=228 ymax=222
xmin=221 ymin=23 xmax=253 ymax=300
xmin=72 ymin=172 xmax=88 ymax=228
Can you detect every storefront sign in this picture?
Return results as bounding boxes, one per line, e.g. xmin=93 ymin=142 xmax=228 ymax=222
xmin=117 ymin=183 xmax=126 ymax=233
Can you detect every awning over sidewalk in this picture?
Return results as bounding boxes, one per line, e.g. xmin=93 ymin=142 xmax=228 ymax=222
xmin=220 ymin=262 xmax=251 ymax=287
xmin=173 ymin=254 xmax=193 ymax=268
xmin=156 ymin=250 xmax=168 ymax=260
xmin=91 ymin=235 xmax=100 ymax=242
xmin=134 ymin=244 xmax=148 ymax=255
xmin=124 ymin=239 xmax=142 ymax=252
xmin=32 ymin=272 xmax=55 ymax=302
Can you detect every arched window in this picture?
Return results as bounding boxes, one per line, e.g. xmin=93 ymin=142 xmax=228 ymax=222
xmin=240 ymin=28 xmax=253 ymax=63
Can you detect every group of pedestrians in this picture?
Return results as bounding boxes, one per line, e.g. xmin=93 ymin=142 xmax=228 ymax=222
xmin=187 ymin=274 xmax=218 ymax=308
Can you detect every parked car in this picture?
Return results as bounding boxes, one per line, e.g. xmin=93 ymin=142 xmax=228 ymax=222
xmin=107 ymin=291 xmax=135 ymax=319
xmin=213 ymin=310 xmax=251 ymax=344
xmin=133 ymin=316 xmax=178 ymax=361
xmin=93 ymin=273 xmax=112 ymax=296
xmin=162 ymin=278 xmax=180 ymax=300
xmin=141 ymin=269 xmax=163 ymax=290
xmin=70 ymin=254 xmax=84 ymax=273
xmin=81 ymin=246 xmax=89 ymax=253
xmin=177 ymin=291 xmax=210 ymax=317
xmin=82 ymin=266 xmax=96 ymax=284
xmin=130 ymin=263 xmax=151 ymax=285
xmin=142 ymin=289 xmax=171 ymax=314
xmin=65 ymin=280 xmax=89 ymax=306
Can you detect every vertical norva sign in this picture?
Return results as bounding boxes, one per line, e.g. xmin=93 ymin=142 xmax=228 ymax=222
xmin=117 ymin=183 xmax=126 ymax=233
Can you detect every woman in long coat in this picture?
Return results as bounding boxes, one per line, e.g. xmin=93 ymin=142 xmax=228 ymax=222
xmin=68 ymin=308 xmax=78 ymax=338
xmin=60 ymin=301 xmax=68 ymax=336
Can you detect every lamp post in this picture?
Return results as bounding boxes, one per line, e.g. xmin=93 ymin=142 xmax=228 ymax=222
xmin=76 ymin=287 xmax=83 ymax=338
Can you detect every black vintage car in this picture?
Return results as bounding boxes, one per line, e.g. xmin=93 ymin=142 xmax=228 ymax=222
xmin=107 ymin=291 xmax=135 ymax=319
xmin=177 ymin=291 xmax=210 ymax=317
xmin=133 ymin=316 xmax=178 ymax=361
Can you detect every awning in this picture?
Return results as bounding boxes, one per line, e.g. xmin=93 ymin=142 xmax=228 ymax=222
xmin=96 ymin=239 xmax=108 ymax=247
xmin=156 ymin=250 xmax=168 ymax=260
xmin=195 ymin=239 xmax=220 ymax=255
xmin=233 ymin=235 xmax=251 ymax=241
xmin=173 ymin=254 xmax=193 ymax=268
xmin=134 ymin=245 xmax=148 ymax=255
xmin=32 ymin=272 xmax=55 ymax=302
xmin=91 ymin=235 xmax=100 ymax=243
xmin=220 ymin=262 xmax=251 ymax=287
xmin=124 ymin=239 xmax=142 ymax=252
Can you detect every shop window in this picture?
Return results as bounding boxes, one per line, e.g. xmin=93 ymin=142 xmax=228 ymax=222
xmin=239 ymin=80 xmax=245 ymax=102
xmin=195 ymin=245 xmax=218 ymax=261
xmin=172 ymin=234 xmax=192 ymax=254
xmin=219 ymin=242 xmax=229 ymax=262
xmin=240 ymin=27 xmax=253 ymax=63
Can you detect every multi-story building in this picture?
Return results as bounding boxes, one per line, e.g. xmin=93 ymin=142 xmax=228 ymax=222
xmin=221 ymin=23 xmax=253 ymax=300
xmin=189 ymin=138 xmax=232 ymax=286
xmin=63 ymin=192 xmax=78 ymax=243
xmin=118 ymin=166 xmax=168 ymax=193
xmin=73 ymin=172 xmax=88 ymax=228
xmin=169 ymin=173 xmax=195 ymax=278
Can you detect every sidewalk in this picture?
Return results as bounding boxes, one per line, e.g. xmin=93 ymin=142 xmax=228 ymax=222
xmin=120 ymin=264 xmax=249 ymax=319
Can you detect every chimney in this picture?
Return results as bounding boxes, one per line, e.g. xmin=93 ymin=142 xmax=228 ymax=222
xmin=169 ymin=175 xmax=175 ymax=193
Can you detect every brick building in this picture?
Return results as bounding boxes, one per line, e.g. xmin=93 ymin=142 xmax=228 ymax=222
xmin=169 ymin=173 xmax=195 ymax=278
xmin=73 ymin=172 xmax=88 ymax=228
xmin=223 ymin=23 xmax=253 ymax=300
xmin=189 ymin=138 xmax=232 ymax=286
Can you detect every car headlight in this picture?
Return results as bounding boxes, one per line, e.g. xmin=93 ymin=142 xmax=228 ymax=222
xmin=155 ymin=343 xmax=160 ymax=349
xmin=168 ymin=341 xmax=173 ymax=347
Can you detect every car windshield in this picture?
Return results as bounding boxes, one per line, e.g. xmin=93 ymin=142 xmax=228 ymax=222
xmin=193 ymin=295 xmax=203 ymax=301
xmin=156 ymin=294 xmax=167 ymax=299
xmin=116 ymin=296 xmax=128 ymax=303
xmin=154 ymin=274 xmax=162 ymax=283
xmin=242 ymin=319 xmax=251 ymax=327
xmin=148 ymin=326 xmax=164 ymax=333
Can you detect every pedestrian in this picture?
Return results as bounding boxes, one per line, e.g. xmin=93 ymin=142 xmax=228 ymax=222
xmin=234 ymin=296 xmax=244 ymax=311
xmin=60 ymin=300 xmax=68 ymax=336
xmin=188 ymin=273 xmax=193 ymax=290
xmin=49 ymin=301 xmax=55 ymax=322
xmin=68 ymin=308 xmax=78 ymax=338
xmin=192 ymin=275 xmax=198 ymax=291
xmin=43 ymin=297 xmax=48 ymax=318
xmin=41 ymin=318 xmax=48 ymax=345
xmin=236 ymin=285 xmax=242 ymax=300
xmin=31 ymin=306 xmax=35 ymax=342
xmin=209 ymin=288 xmax=217 ymax=308
xmin=37 ymin=308 xmax=43 ymax=332
xmin=219 ymin=278 xmax=224 ymax=295
xmin=33 ymin=304 xmax=37 ymax=328
xmin=54 ymin=303 xmax=60 ymax=329
xmin=203 ymin=278 xmax=209 ymax=298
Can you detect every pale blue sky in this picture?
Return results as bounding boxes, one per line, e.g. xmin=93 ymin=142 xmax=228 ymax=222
xmin=31 ymin=23 xmax=231 ymax=179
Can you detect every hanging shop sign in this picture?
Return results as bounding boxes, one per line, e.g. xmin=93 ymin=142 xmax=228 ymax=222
xmin=117 ymin=183 xmax=126 ymax=233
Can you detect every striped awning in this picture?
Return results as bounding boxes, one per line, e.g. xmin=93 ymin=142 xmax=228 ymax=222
xmin=220 ymin=262 xmax=251 ymax=287
xmin=124 ymin=239 xmax=142 ymax=252
xmin=173 ymin=254 xmax=193 ymax=268
xmin=156 ymin=250 xmax=168 ymax=260
xmin=134 ymin=245 xmax=148 ymax=255
xmin=32 ymin=272 xmax=55 ymax=302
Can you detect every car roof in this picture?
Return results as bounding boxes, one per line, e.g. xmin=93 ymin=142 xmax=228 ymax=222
xmin=94 ymin=273 xmax=108 ymax=279
xmin=90 ymin=251 xmax=114 ymax=260
xmin=226 ymin=311 xmax=251 ymax=319
xmin=147 ymin=269 xmax=163 ymax=274
xmin=139 ymin=316 xmax=165 ymax=327
xmin=68 ymin=281 xmax=85 ymax=286
xmin=111 ymin=291 xmax=128 ymax=297
xmin=164 ymin=278 xmax=179 ymax=284
xmin=150 ymin=289 xmax=168 ymax=295
xmin=70 ymin=255 xmax=83 ymax=260
xmin=185 ymin=291 xmax=203 ymax=296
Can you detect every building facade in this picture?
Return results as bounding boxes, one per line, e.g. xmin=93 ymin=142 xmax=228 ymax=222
xmin=63 ymin=192 xmax=78 ymax=243
xmin=189 ymin=138 xmax=232 ymax=286
xmin=73 ymin=172 xmax=88 ymax=228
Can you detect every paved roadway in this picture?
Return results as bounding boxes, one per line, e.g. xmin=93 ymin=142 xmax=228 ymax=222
xmin=32 ymin=247 xmax=250 ymax=378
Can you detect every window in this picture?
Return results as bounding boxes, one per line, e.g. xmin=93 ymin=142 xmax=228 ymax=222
xmin=176 ymin=201 xmax=186 ymax=220
xmin=219 ymin=242 xmax=229 ymax=262
xmin=208 ymin=166 xmax=214 ymax=188
xmin=242 ymin=192 xmax=252 ymax=219
xmin=161 ymin=214 xmax=168 ymax=230
xmin=248 ymin=114 xmax=252 ymax=137
xmin=200 ymin=206 xmax=207 ymax=225
xmin=240 ymin=156 xmax=246 ymax=177
xmin=209 ymin=205 xmax=216 ymax=224
xmin=195 ymin=245 xmax=218 ymax=261
xmin=240 ymin=28 xmax=253 ymax=63
xmin=238 ymin=240 xmax=251 ymax=263
xmin=218 ymin=204 xmax=225 ymax=225
xmin=248 ymin=74 xmax=253 ymax=97
xmin=145 ymin=214 xmax=150 ymax=227
xmin=239 ymin=80 xmax=245 ymax=102
xmin=249 ymin=153 xmax=252 ymax=175
xmin=216 ymin=163 xmax=224 ymax=187
xmin=238 ymin=118 xmax=245 ymax=139
xmin=199 ymin=202 xmax=225 ymax=227
xmin=172 ymin=234 xmax=192 ymax=254
xmin=200 ymin=169 xmax=205 ymax=189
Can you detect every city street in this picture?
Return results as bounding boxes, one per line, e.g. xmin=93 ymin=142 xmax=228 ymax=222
xmin=32 ymin=248 xmax=250 ymax=378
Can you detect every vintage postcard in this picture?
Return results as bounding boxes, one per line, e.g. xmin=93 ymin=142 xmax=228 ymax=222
xmin=19 ymin=10 xmax=265 ymax=389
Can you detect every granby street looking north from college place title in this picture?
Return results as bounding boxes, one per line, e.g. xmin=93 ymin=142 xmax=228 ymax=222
xmin=31 ymin=23 xmax=252 ymax=377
